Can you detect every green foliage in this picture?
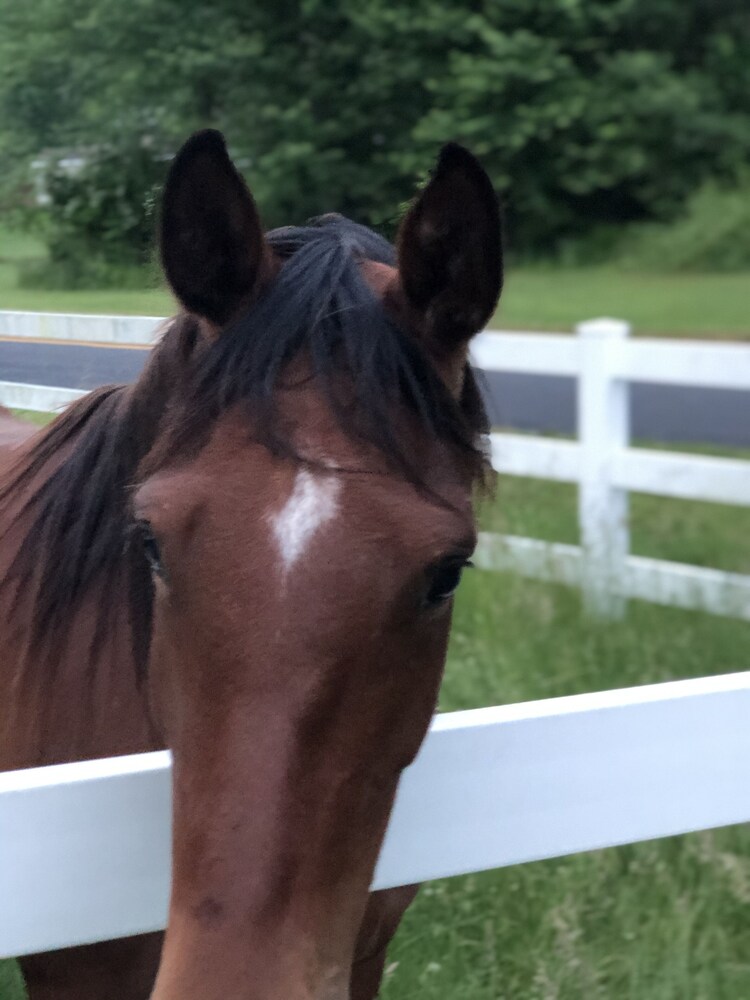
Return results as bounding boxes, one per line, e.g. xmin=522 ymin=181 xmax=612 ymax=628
xmin=16 ymin=145 xmax=165 ymax=288
xmin=0 ymin=0 xmax=749 ymax=260
xmin=618 ymin=175 xmax=750 ymax=272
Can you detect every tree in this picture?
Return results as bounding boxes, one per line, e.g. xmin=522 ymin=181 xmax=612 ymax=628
xmin=1 ymin=0 xmax=748 ymax=260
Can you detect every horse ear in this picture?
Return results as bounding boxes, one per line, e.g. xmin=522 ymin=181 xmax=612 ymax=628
xmin=160 ymin=130 xmax=268 ymax=326
xmin=397 ymin=143 xmax=503 ymax=352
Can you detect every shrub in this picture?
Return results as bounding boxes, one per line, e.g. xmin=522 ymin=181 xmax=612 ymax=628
xmin=21 ymin=144 xmax=165 ymax=289
xmin=617 ymin=176 xmax=750 ymax=273
xmin=2 ymin=1 xmax=750 ymax=260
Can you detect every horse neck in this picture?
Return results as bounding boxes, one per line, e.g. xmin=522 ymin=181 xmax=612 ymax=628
xmin=0 ymin=407 xmax=35 ymax=452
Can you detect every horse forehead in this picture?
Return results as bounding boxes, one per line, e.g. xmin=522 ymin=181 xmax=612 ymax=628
xmin=143 ymin=404 xmax=472 ymax=545
xmin=269 ymin=467 xmax=340 ymax=573
xmin=204 ymin=406 xmax=471 ymax=510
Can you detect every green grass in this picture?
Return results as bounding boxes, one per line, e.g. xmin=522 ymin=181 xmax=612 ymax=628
xmin=7 ymin=409 xmax=52 ymax=427
xmin=1 ymin=226 xmax=749 ymax=337
xmin=0 ymin=226 xmax=173 ymax=316
xmin=497 ymin=266 xmax=750 ymax=340
xmin=382 ymin=466 xmax=750 ymax=1000
xmin=0 ymin=963 xmax=25 ymax=1000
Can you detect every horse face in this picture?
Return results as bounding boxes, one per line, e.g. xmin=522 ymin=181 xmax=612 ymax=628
xmin=136 ymin=130 xmax=501 ymax=1000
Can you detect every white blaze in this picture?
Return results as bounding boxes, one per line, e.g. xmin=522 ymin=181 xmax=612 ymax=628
xmin=271 ymin=468 xmax=339 ymax=572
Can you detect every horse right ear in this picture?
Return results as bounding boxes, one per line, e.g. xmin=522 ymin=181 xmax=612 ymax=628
xmin=160 ymin=130 xmax=269 ymax=327
xmin=397 ymin=143 xmax=502 ymax=354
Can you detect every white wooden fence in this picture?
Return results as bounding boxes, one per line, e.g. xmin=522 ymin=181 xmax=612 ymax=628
xmin=2 ymin=309 xmax=749 ymax=620
xmin=2 ymin=671 xmax=750 ymax=957
xmin=471 ymin=319 xmax=750 ymax=620
xmin=1 ymin=311 xmax=749 ymax=960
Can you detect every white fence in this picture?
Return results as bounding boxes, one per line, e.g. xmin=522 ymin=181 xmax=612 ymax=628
xmin=3 ymin=670 xmax=750 ymax=957
xmin=2 ymin=309 xmax=749 ymax=620
xmin=1 ymin=312 xmax=749 ymax=960
xmin=471 ymin=319 xmax=750 ymax=620
xmin=0 ymin=308 xmax=164 ymax=345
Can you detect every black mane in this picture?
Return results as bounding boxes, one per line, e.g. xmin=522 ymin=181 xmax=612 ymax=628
xmin=0 ymin=215 xmax=488 ymax=674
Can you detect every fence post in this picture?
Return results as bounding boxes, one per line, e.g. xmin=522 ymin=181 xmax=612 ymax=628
xmin=576 ymin=318 xmax=631 ymax=618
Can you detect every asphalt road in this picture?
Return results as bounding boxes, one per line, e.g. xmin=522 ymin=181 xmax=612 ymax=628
xmin=2 ymin=339 xmax=748 ymax=448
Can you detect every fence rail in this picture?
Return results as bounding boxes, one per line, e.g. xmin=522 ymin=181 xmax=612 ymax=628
xmin=1 ymin=310 xmax=749 ymax=619
xmin=0 ymin=309 xmax=163 ymax=345
xmin=0 ymin=379 xmax=86 ymax=413
xmin=3 ymin=670 xmax=750 ymax=958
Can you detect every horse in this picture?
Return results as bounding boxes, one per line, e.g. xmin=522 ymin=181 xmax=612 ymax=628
xmin=0 ymin=406 xmax=34 ymax=452
xmin=0 ymin=130 xmax=502 ymax=1000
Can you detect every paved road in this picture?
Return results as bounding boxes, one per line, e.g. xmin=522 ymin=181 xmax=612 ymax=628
xmin=2 ymin=339 xmax=748 ymax=448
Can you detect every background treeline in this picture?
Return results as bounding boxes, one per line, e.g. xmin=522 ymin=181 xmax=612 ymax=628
xmin=1 ymin=0 xmax=749 ymax=285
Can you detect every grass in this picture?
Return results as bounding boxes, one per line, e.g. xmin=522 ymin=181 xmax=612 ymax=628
xmin=1 ymin=226 xmax=749 ymax=338
xmin=2 ymin=424 xmax=748 ymax=998
xmin=0 ymin=226 xmax=173 ymax=317
xmin=497 ymin=266 xmax=750 ymax=340
xmin=0 ymin=965 xmax=24 ymax=1000
xmin=7 ymin=409 xmax=52 ymax=427
xmin=380 ymin=469 xmax=750 ymax=1000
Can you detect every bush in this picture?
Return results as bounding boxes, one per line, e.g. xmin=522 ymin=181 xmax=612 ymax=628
xmin=617 ymin=176 xmax=750 ymax=272
xmin=22 ymin=144 xmax=166 ymax=289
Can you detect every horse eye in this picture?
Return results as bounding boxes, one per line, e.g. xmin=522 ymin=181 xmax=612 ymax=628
xmin=424 ymin=559 xmax=472 ymax=608
xmin=136 ymin=521 xmax=165 ymax=579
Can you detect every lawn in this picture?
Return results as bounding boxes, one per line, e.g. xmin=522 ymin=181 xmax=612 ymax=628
xmin=0 ymin=226 xmax=173 ymax=317
xmin=2 ymin=421 xmax=749 ymax=998
xmin=498 ymin=266 xmax=750 ymax=341
xmin=1 ymin=226 xmax=749 ymax=339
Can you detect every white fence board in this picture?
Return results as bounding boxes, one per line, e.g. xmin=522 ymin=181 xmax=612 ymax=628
xmin=476 ymin=533 xmax=583 ymax=586
xmin=612 ymin=338 xmax=750 ymax=391
xmin=0 ymin=753 xmax=171 ymax=958
xmin=0 ymin=380 xmax=86 ymax=413
xmin=625 ymin=555 xmax=750 ymax=620
xmin=487 ymin=439 xmax=750 ymax=507
xmin=3 ymin=673 xmax=750 ymax=957
xmin=470 ymin=330 xmax=578 ymax=375
xmin=613 ymin=448 xmax=750 ymax=506
xmin=0 ymin=310 xmax=163 ymax=346
xmin=476 ymin=535 xmax=750 ymax=622
xmin=489 ymin=432 xmax=579 ymax=482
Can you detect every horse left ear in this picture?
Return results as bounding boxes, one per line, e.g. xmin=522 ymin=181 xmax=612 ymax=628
xmin=160 ymin=130 xmax=269 ymax=327
xmin=397 ymin=143 xmax=503 ymax=352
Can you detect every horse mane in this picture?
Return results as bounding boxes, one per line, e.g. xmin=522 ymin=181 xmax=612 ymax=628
xmin=0 ymin=214 xmax=489 ymax=675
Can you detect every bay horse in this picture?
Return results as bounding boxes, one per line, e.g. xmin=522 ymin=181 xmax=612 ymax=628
xmin=0 ymin=406 xmax=34 ymax=452
xmin=0 ymin=131 xmax=502 ymax=1000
